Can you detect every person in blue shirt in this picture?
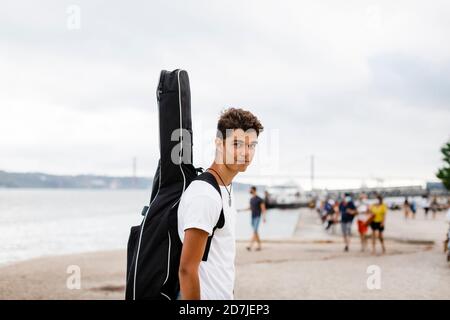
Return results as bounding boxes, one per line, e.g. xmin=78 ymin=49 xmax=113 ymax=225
xmin=339 ymin=193 xmax=357 ymax=252
xmin=246 ymin=186 xmax=267 ymax=251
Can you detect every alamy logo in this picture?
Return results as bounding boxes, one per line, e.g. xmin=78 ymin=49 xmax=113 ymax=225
xmin=366 ymin=265 xmax=381 ymax=290
xmin=66 ymin=5 xmax=81 ymax=30
xmin=66 ymin=265 xmax=81 ymax=290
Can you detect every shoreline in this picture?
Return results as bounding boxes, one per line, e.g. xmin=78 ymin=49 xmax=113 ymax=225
xmin=1 ymin=209 xmax=449 ymax=299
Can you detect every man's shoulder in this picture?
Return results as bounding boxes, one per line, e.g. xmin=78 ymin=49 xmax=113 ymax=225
xmin=182 ymin=180 xmax=221 ymax=202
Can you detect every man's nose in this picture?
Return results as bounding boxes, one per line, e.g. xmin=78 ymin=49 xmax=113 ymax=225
xmin=245 ymin=145 xmax=252 ymax=158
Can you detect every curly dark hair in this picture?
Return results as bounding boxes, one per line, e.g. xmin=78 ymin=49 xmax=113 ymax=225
xmin=216 ymin=108 xmax=264 ymax=139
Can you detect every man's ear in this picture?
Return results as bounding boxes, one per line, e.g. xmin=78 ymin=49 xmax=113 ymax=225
xmin=215 ymin=137 xmax=223 ymax=149
xmin=214 ymin=137 xmax=224 ymax=163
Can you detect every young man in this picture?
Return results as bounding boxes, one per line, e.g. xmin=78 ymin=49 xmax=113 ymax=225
xmin=339 ymin=193 xmax=357 ymax=252
xmin=246 ymin=186 xmax=267 ymax=251
xmin=177 ymin=108 xmax=264 ymax=300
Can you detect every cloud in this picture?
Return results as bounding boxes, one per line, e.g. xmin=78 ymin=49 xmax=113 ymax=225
xmin=1 ymin=0 xmax=449 ymax=188
xmin=368 ymin=53 xmax=450 ymax=109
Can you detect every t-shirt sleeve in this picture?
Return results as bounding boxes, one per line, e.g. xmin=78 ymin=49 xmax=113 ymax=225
xmin=256 ymin=197 xmax=262 ymax=207
xmin=180 ymin=194 xmax=222 ymax=236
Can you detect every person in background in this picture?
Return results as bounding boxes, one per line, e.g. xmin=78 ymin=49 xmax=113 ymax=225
xmin=332 ymin=199 xmax=340 ymax=234
xmin=324 ymin=198 xmax=337 ymax=232
xmin=422 ymin=195 xmax=431 ymax=219
xmin=317 ymin=199 xmax=326 ymax=223
xmin=356 ymin=193 xmax=370 ymax=252
xmin=339 ymin=193 xmax=357 ymax=252
xmin=242 ymin=186 xmax=266 ymax=251
xmin=431 ymin=196 xmax=439 ymax=219
xmin=264 ymin=191 xmax=270 ymax=209
xmin=370 ymin=195 xmax=388 ymax=255
xmin=445 ymin=202 xmax=450 ymax=261
xmin=403 ymin=197 xmax=411 ymax=220
xmin=410 ymin=199 xmax=417 ymax=219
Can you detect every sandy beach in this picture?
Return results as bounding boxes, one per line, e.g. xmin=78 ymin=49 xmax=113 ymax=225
xmin=1 ymin=208 xmax=449 ymax=300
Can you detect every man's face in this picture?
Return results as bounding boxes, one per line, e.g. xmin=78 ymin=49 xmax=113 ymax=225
xmin=217 ymin=128 xmax=258 ymax=172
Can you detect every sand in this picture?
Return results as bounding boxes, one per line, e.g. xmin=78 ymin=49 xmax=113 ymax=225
xmin=1 ymin=209 xmax=449 ymax=300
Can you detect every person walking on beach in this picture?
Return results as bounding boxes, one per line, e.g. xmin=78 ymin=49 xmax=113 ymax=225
xmin=356 ymin=193 xmax=370 ymax=252
xmin=178 ymin=108 xmax=263 ymax=300
xmin=422 ymin=195 xmax=431 ymax=219
xmin=324 ymin=198 xmax=337 ymax=233
xmin=410 ymin=199 xmax=417 ymax=219
xmin=431 ymin=196 xmax=439 ymax=219
xmin=370 ymin=195 xmax=388 ymax=255
xmin=445 ymin=203 xmax=450 ymax=261
xmin=403 ymin=197 xmax=411 ymax=220
xmin=339 ymin=193 xmax=357 ymax=252
xmin=246 ymin=186 xmax=266 ymax=251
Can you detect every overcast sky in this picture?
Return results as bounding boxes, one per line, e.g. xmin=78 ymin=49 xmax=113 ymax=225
xmin=1 ymin=0 xmax=449 ymax=189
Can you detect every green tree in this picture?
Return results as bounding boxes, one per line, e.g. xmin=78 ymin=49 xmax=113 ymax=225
xmin=436 ymin=140 xmax=450 ymax=191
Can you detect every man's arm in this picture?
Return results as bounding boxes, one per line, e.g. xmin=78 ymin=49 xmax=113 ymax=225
xmin=261 ymin=201 xmax=267 ymax=222
xmin=347 ymin=204 xmax=357 ymax=215
xmin=178 ymin=228 xmax=209 ymax=300
xmin=381 ymin=205 xmax=387 ymax=226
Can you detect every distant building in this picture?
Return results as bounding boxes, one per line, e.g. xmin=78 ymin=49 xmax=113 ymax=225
xmin=426 ymin=182 xmax=449 ymax=195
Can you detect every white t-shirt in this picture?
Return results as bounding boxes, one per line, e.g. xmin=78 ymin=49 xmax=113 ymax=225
xmin=356 ymin=200 xmax=370 ymax=222
xmin=177 ymin=180 xmax=236 ymax=300
xmin=422 ymin=198 xmax=431 ymax=208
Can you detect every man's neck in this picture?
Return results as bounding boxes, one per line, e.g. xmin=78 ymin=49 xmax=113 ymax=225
xmin=208 ymin=162 xmax=237 ymax=186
